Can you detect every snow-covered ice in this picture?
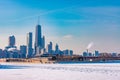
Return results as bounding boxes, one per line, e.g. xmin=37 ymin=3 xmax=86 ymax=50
xmin=0 ymin=63 xmax=120 ymax=80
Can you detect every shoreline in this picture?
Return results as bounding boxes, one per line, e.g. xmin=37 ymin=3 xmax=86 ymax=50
xmin=0 ymin=58 xmax=55 ymax=64
xmin=1 ymin=58 xmax=120 ymax=64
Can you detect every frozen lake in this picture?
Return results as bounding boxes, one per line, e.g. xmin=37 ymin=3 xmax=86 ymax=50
xmin=0 ymin=63 xmax=120 ymax=80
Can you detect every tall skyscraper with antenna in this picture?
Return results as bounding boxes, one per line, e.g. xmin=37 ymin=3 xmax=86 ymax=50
xmin=34 ymin=17 xmax=42 ymax=56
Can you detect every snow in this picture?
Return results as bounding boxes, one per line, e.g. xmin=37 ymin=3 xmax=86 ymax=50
xmin=0 ymin=63 xmax=120 ymax=80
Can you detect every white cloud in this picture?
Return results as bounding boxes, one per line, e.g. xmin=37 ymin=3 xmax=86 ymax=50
xmin=63 ymin=35 xmax=73 ymax=39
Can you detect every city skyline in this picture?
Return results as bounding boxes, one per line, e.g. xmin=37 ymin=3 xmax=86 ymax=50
xmin=0 ymin=0 xmax=120 ymax=54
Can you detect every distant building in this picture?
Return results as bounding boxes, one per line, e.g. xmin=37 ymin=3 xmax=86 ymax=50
xmin=99 ymin=53 xmax=112 ymax=57
xmin=9 ymin=35 xmax=15 ymax=47
xmin=55 ymin=43 xmax=60 ymax=54
xmin=95 ymin=50 xmax=99 ymax=57
xmin=20 ymin=45 xmax=27 ymax=58
xmin=118 ymin=54 xmax=120 ymax=57
xmin=4 ymin=35 xmax=19 ymax=58
xmin=1 ymin=49 xmax=6 ymax=58
xmin=83 ymin=52 xmax=88 ymax=57
xmin=5 ymin=35 xmax=17 ymax=50
xmin=7 ymin=48 xmax=19 ymax=58
xmin=46 ymin=42 xmax=53 ymax=54
xmin=63 ymin=49 xmax=73 ymax=56
xmin=88 ymin=52 xmax=92 ymax=57
xmin=70 ymin=50 xmax=73 ymax=56
xmin=0 ymin=49 xmax=3 ymax=58
xmin=27 ymin=32 xmax=33 ymax=58
xmin=49 ymin=42 xmax=52 ymax=53
xmin=112 ymin=53 xmax=117 ymax=57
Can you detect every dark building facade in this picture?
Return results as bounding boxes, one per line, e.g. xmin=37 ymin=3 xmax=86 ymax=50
xmin=35 ymin=24 xmax=42 ymax=55
xmin=47 ymin=42 xmax=53 ymax=54
xmin=55 ymin=43 xmax=59 ymax=54
xmin=9 ymin=35 xmax=15 ymax=47
xmin=20 ymin=45 xmax=27 ymax=58
xmin=42 ymin=36 xmax=45 ymax=49
xmin=27 ymin=32 xmax=33 ymax=58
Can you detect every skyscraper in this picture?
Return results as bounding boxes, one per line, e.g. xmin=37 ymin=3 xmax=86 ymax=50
xmin=55 ymin=43 xmax=59 ymax=54
xmin=0 ymin=49 xmax=3 ymax=58
xmin=95 ymin=50 xmax=99 ymax=57
xmin=42 ymin=36 xmax=45 ymax=48
xmin=46 ymin=42 xmax=53 ymax=54
xmin=55 ymin=44 xmax=59 ymax=52
xmin=5 ymin=35 xmax=17 ymax=50
xmin=35 ymin=24 xmax=42 ymax=47
xmin=27 ymin=32 xmax=33 ymax=58
xmin=9 ymin=35 xmax=15 ymax=47
xmin=35 ymin=24 xmax=42 ymax=55
xmin=49 ymin=42 xmax=52 ymax=53
xmin=20 ymin=45 xmax=27 ymax=58
xmin=63 ymin=49 xmax=73 ymax=56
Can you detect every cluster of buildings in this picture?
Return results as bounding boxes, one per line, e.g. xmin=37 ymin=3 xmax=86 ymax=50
xmin=0 ymin=21 xmax=120 ymax=59
xmin=83 ymin=50 xmax=120 ymax=57
xmin=0 ymin=22 xmax=73 ymax=58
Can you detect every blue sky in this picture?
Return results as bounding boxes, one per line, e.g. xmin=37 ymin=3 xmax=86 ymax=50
xmin=0 ymin=0 xmax=120 ymax=54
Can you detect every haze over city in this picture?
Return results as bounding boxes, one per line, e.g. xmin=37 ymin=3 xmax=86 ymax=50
xmin=0 ymin=0 xmax=120 ymax=54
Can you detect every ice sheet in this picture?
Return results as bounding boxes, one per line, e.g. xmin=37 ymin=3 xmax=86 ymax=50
xmin=0 ymin=63 xmax=120 ymax=80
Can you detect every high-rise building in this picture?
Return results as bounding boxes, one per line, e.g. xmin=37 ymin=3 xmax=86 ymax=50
xmin=55 ymin=43 xmax=59 ymax=54
xmin=70 ymin=50 xmax=73 ymax=56
xmin=88 ymin=52 xmax=92 ymax=57
xmin=63 ymin=49 xmax=73 ymax=56
xmin=0 ymin=49 xmax=3 ymax=58
xmin=9 ymin=35 xmax=15 ymax=47
xmin=55 ymin=44 xmax=59 ymax=51
xmin=112 ymin=53 xmax=117 ymax=57
xmin=27 ymin=32 xmax=33 ymax=58
xmin=35 ymin=24 xmax=42 ymax=47
xmin=35 ymin=24 xmax=42 ymax=55
xmin=83 ymin=52 xmax=88 ymax=57
xmin=5 ymin=35 xmax=17 ymax=50
xmin=42 ymin=36 xmax=45 ymax=48
xmin=95 ymin=50 xmax=99 ymax=57
xmin=20 ymin=45 xmax=27 ymax=58
xmin=49 ymin=42 xmax=52 ymax=54
xmin=46 ymin=42 xmax=53 ymax=54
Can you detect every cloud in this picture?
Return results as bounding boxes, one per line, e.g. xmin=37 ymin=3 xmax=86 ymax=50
xmin=63 ymin=35 xmax=73 ymax=39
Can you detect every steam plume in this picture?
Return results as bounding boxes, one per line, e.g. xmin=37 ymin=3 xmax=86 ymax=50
xmin=87 ymin=42 xmax=94 ymax=49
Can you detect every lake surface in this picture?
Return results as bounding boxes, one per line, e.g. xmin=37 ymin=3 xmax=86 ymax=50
xmin=0 ymin=62 xmax=120 ymax=80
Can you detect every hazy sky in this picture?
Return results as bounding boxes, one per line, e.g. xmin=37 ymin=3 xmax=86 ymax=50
xmin=0 ymin=0 xmax=120 ymax=54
